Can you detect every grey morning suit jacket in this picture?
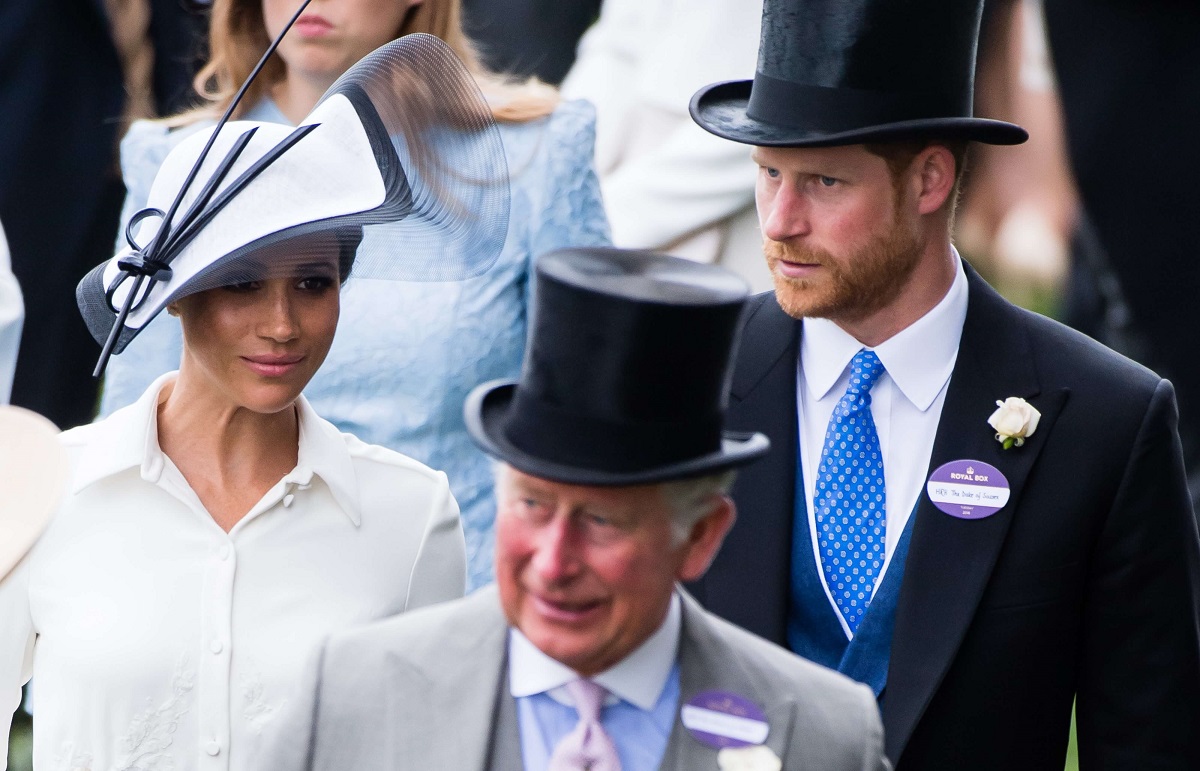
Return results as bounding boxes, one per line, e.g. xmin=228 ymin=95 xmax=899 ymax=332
xmin=261 ymin=585 xmax=888 ymax=770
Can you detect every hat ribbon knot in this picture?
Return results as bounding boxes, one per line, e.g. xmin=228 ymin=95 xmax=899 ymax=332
xmin=101 ymin=206 xmax=173 ymax=316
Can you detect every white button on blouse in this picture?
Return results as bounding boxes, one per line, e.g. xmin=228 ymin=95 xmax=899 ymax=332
xmin=0 ymin=374 xmax=467 ymax=771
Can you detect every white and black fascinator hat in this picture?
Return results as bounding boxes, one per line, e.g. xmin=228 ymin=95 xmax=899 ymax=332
xmin=78 ymin=21 xmax=508 ymax=375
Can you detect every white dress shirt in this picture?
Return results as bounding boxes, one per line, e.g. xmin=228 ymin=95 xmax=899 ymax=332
xmin=509 ymin=592 xmax=681 ymax=709
xmin=798 ymin=257 xmax=968 ymax=637
xmin=509 ymin=593 xmax=681 ymax=769
xmin=0 ymin=373 xmax=466 ymax=771
xmin=0 ymin=219 xmax=23 ymax=404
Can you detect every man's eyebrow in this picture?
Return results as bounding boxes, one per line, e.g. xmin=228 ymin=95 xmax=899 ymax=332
xmin=750 ymin=149 xmax=763 ymax=165
xmin=511 ymin=479 xmax=549 ymax=498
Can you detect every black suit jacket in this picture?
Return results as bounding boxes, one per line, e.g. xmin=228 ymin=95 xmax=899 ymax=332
xmin=691 ymin=265 xmax=1200 ymax=768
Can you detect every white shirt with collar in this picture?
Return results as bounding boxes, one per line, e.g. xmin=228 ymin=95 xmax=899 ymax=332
xmin=798 ymin=255 xmax=968 ymax=638
xmin=0 ymin=373 xmax=466 ymax=771
xmin=509 ymin=592 xmax=681 ymax=710
xmin=509 ymin=593 xmax=681 ymax=769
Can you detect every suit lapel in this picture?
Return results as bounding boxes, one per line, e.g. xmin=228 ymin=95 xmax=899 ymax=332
xmin=700 ymin=294 xmax=801 ymax=645
xmin=386 ymin=590 xmax=513 ymax=770
xmin=488 ymin=687 xmax=525 ymax=771
xmin=882 ymin=266 xmax=1069 ymax=760
xmin=660 ymin=592 xmax=797 ymax=769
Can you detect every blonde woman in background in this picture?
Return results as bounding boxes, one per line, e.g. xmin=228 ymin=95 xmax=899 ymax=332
xmin=100 ymin=0 xmax=612 ymax=590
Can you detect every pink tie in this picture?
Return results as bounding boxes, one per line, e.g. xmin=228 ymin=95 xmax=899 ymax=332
xmin=547 ymin=679 xmax=622 ymax=771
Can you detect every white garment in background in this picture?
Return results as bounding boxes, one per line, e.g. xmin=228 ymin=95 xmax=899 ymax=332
xmin=561 ymin=0 xmax=772 ymax=291
xmin=0 ymin=219 xmax=24 ymax=404
xmin=0 ymin=373 xmax=466 ymax=771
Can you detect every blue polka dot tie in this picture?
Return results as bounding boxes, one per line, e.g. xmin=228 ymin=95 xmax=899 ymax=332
xmin=815 ymin=348 xmax=886 ymax=635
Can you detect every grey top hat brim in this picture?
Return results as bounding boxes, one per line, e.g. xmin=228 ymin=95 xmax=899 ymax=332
xmin=464 ymin=380 xmax=770 ymax=487
xmin=692 ymin=80 xmax=1028 ymax=147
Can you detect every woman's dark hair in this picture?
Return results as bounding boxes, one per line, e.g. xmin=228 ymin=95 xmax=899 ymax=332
xmin=335 ymin=226 xmax=364 ymax=283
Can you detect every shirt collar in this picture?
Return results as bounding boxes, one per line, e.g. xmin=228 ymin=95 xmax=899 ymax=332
xmin=800 ymin=252 xmax=968 ymax=411
xmin=292 ymin=392 xmax=362 ymax=526
xmin=73 ymin=372 xmax=362 ymax=525
xmin=509 ymin=592 xmax=681 ymax=711
xmin=72 ymin=371 xmax=174 ymax=493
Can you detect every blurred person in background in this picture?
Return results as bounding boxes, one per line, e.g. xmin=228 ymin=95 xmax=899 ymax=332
xmin=955 ymin=0 xmax=1076 ymax=313
xmin=98 ymin=0 xmax=611 ymax=591
xmin=0 ymin=0 xmax=125 ymax=429
xmin=107 ymin=0 xmax=211 ymax=121
xmin=0 ymin=38 xmax=489 ymax=768
xmin=461 ymin=0 xmax=601 ymax=85
xmin=0 ymin=221 xmax=22 ymax=406
xmin=561 ymin=0 xmax=772 ymax=292
xmin=972 ymin=0 xmax=1200 ymax=513
xmin=687 ymin=0 xmax=1200 ymax=766
xmin=0 ymin=400 xmax=66 ymax=771
xmin=1040 ymin=0 xmax=1200 ymax=508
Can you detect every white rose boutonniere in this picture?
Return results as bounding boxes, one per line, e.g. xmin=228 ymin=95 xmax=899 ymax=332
xmin=717 ymin=745 xmax=783 ymax=771
xmin=988 ymin=397 xmax=1041 ymax=449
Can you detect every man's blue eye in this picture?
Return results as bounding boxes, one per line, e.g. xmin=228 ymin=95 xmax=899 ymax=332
xmin=819 ymin=176 xmax=837 ymax=187
xmin=765 ymin=167 xmax=780 ymax=178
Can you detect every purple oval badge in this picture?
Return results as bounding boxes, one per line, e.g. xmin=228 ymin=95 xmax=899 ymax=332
xmin=926 ymin=460 xmax=1010 ymax=519
xmin=680 ymin=690 xmax=769 ymax=749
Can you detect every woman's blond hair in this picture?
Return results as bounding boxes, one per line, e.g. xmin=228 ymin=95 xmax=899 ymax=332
xmin=175 ymin=0 xmax=558 ymax=125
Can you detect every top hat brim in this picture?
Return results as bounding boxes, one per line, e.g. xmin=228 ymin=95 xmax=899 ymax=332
xmin=691 ymin=80 xmax=1028 ymax=147
xmin=465 ymin=381 xmax=770 ymax=487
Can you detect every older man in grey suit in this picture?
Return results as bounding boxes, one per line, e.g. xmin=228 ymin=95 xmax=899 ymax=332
xmin=261 ymin=247 xmax=887 ymax=771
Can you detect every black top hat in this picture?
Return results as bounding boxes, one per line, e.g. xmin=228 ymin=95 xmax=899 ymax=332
xmin=464 ymin=248 xmax=770 ymax=486
xmin=691 ymin=0 xmax=1027 ymax=147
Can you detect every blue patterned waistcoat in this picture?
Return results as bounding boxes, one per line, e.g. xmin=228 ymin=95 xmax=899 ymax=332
xmin=786 ymin=467 xmax=915 ymax=697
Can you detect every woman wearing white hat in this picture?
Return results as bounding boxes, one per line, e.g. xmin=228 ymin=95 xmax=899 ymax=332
xmin=0 ymin=36 xmax=504 ymax=770
xmin=101 ymin=0 xmax=611 ymax=592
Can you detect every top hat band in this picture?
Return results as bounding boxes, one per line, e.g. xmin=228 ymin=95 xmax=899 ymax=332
xmin=503 ymin=390 xmax=724 ymax=474
xmin=746 ymin=72 xmax=972 ymax=134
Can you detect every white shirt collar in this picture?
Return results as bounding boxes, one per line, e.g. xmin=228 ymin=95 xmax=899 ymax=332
xmin=801 ymin=252 xmax=968 ymax=411
xmin=508 ymin=592 xmax=681 ymax=711
xmin=73 ymin=371 xmax=362 ymax=524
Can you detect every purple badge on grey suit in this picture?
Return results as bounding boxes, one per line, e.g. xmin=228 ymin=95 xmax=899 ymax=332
xmin=681 ymin=690 xmax=769 ymax=749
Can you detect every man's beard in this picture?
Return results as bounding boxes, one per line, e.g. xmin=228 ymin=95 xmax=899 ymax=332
xmin=764 ymin=212 xmax=923 ymax=323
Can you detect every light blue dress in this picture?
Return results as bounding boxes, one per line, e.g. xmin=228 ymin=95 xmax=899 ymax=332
xmin=101 ymin=98 xmax=612 ymax=590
